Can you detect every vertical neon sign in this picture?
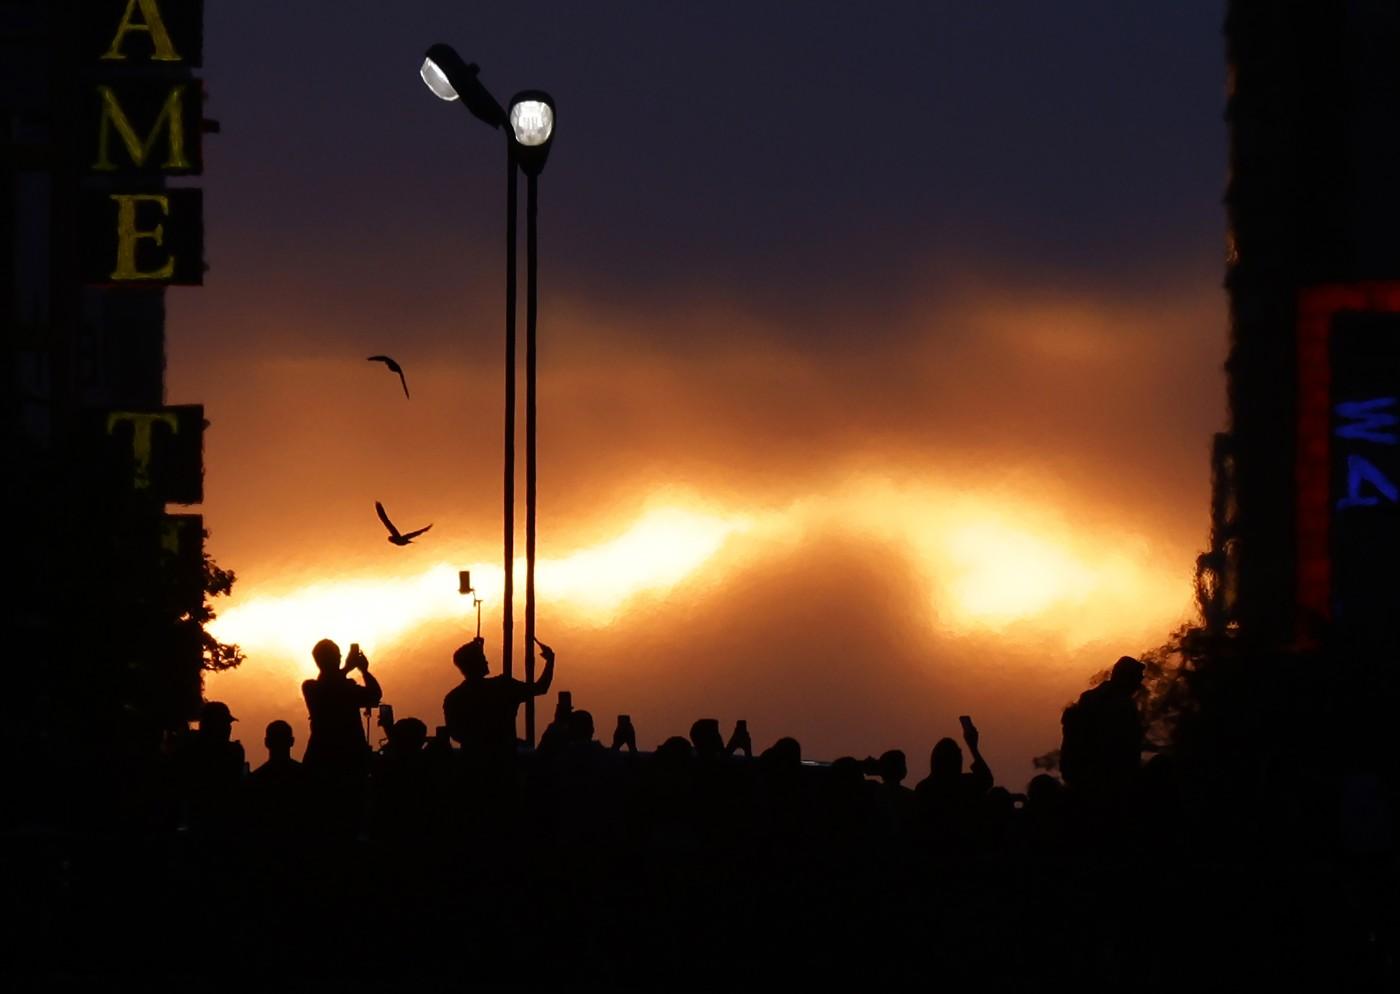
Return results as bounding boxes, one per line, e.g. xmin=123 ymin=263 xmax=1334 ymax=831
xmin=1296 ymin=283 xmax=1400 ymax=638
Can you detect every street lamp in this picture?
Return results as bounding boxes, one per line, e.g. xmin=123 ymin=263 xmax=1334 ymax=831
xmin=420 ymin=45 xmax=506 ymax=127
xmin=508 ymin=89 xmax=555 ymax=748
xmin=419 ymin=51 xmax=556 ymax=749
xmin=420 ymin=44 xmax=518 ymax=687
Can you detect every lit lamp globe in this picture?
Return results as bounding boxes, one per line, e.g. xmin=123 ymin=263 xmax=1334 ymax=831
xmin=420 ymin=55 xmax=459 ymax=101
xmin=509 ymin=91 xmax=555 ymax=175
xmin=420 ymin=44 xmax=506 ymax=129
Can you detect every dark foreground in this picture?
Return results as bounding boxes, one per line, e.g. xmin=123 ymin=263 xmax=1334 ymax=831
xmin=3 ymin=747 xmax=1394 ymax=990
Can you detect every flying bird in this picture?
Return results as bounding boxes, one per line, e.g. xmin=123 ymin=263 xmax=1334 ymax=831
xmin=375 ymin=501 xmax=432 ymax=546
xmin=367 ymin=355 xmax=410 ymax=398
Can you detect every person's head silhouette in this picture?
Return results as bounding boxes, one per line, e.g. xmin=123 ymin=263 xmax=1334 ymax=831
xmin=1026 ymin=773 xmax=1062 ymax=810
xmin=762 ymin=737 xmax=802 ymax=770
xmin=569 ymin=709 xmax=596 ymax=744
xmin=452 ymin=638 xmax=490 ymax=680
xmin=655 ymin=735 xmax=694 ymax=768
xmin=929 ymin=737 xmax=964 ymax=781
xmin=264 ymin=719 xmax=294 ymax=760
xmin=199 ymin=701 xmax=237 ymax=742
xmin=689 ymin=718 xmax=724 ymax=758
xmin=878 ymin=749 xmax=908 ymax=786
xmin=1109 ymin=655 xmax=1146 ymax=693
xmin=387 ymin=717 xmax=428 ymax=755
xmin=312 ymin=638 xmax=342 ymax=676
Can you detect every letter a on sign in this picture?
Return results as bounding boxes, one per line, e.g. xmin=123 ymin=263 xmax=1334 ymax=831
xmin=85 ymin=0 xmax=202 ymax=67
xmin=103 ymin=0 xmax=181 ymax=61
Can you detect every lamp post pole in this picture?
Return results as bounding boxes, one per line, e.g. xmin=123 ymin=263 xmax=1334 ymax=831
xmin=503 ymin=139 xmax=517 ymax=681
xmin=524 ymin=168 xmax=539 ymax=746
xmin=511 ymin=91 xmax=553 ymax=749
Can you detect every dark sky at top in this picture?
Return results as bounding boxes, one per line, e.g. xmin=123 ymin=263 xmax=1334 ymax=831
xmin=199 ymin=1 xmax=1224 ymax=355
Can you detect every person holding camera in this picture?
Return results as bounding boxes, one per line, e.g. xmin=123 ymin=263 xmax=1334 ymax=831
xmin=301 ymin=638 xmax=382 ymax=779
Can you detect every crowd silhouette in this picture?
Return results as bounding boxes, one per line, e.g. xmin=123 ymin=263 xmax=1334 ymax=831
xmin=4 ymin=634 xmax=1395 ymax=987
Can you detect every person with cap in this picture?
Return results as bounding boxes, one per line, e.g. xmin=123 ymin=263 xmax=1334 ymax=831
xmin=442 ymin=636 xmax=554 ymax=762
xmin=174 ymin=700 xmax=246 ymax=834
xmin=1059 ymin=655 xmax=1147 ymax=803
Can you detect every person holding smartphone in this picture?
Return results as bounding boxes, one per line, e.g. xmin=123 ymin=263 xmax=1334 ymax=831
xmin=442 ymin=635 xmax=555 ymax=762
xmin=301 ymin=638 xmax=383 ymax=779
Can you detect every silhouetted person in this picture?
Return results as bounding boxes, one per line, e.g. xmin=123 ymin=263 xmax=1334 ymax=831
xmin=538 ymin=690 xmax=574 ymax=755
xmin=566 ymin=709 xmax=603 ymax=750
xmin=301 ymin=639 xmax=382 ymax=779
xmin=656 ymin=735 xmax=695 ymax=764
xmin=761 ymin=736 xmax=802 ymax=769
xmin=866 ymin=749 xmax=916 ymax=836
xmin=372 ymin=717 xmax=435 ymax=843
xmin=383 ymin=716 xmax=429 ymax=757
xmin=251 ymin=720 xmax=302 ymax=784
xmin=874 ymin=749 xmax=908 ymax=788
xmin=689 ymin=718 xmax=725 ymax=760
xmin=248 ymin=719 xmax=309 ymax=838
xmin=1024 ymin=772 xmax=1066 ymax=824
xmin=175 ymin=700 xmax=245 ymax=834
xmin=915 ymin=718 xmax=993 ymax=847
xmin=1059 ymin=655 xmax=1145 ymax=801
xmin=442 ymin=636 xmax=555 ymax=762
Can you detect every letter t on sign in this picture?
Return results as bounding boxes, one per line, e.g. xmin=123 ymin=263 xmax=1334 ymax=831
xmin=106 ymin=410 xmax=179 ymax=489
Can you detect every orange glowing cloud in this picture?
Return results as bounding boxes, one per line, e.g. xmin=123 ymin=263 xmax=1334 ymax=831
xmin=209 ymin=475 xmax=1192 ymax=691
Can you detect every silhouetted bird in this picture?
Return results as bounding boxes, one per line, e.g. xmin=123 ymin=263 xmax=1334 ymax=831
xmin=375 ymin=501 xmax=432 ymax=545
xmin=367 ymin=354 xmax=410 ymax=398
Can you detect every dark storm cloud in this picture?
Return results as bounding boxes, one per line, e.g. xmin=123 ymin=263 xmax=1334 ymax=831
xmin=195 ymin=1 xmax=1224 ymax=354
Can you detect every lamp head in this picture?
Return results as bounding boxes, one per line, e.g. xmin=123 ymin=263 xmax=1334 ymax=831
xmin=421 ymin=44 xmax=505 ymax=129
xmin=509 ymin=90 xmax=555 ymax=176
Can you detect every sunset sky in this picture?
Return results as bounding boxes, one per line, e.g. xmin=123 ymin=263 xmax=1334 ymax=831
xmin=168 ymin=2 xmax=1226 ymax=784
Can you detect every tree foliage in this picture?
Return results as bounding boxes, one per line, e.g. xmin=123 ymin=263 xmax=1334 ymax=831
xmin=192 ymin=534 xmax=243 ymax=673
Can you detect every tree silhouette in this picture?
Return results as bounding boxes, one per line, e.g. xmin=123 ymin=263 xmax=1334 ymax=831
xmin=193 ymin=539 xmax=243 ymax=673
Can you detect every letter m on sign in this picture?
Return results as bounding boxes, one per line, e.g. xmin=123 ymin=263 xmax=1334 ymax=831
xmin=87 ymin=82 xmax=202 ymax=175
xmin=1335 ymin=397 xmax=1400 ymax=444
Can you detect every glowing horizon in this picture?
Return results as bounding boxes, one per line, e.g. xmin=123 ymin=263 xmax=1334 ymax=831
xmin=208 ymin=479 xmax=1195 ymax=687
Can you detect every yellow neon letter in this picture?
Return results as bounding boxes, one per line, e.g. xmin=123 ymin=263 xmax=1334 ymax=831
xmin=160 ymin=518 xmax=181 ymax=554
xmin=107 ymin=411 xmax=180 ymax=489
xmin=110 ymin=194 xmax=176 ymax=281
xmin=93 ymin=84 xmax=189 ymax=171
xmin=102 ymin=0 xmax=181 ymax=62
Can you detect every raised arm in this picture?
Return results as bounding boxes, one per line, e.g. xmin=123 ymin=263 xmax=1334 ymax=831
xmin=359 ymin=667 xmax=383 ymax=707
xmin=349 ymin=647 xmax=383 ymax=707
xmin=530 ymin=639 xmax=556 ymax=697
xmin=961 ymin=716 xmax=993 ymax=792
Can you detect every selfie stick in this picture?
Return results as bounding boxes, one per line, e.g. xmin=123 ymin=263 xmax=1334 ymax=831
xmin=459 ymin=570 xmax=482 ymax=638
